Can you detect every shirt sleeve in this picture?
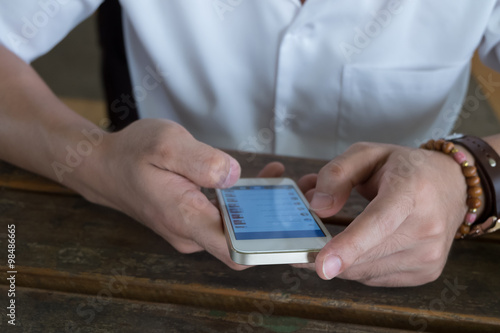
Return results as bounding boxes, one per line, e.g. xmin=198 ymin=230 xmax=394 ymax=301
xmin=479 ymin=0 xmax=500 ymax=72
xmin=0 ymin=0 xmax=103 ymax=63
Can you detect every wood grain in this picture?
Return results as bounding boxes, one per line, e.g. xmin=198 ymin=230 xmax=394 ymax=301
xmin=0 ymin=161 xmax=73 ymax=195
xmin=2 ymin=286 xmax=417 ymax=333
xmin=0 ymin=188 xmax=499 ymax=332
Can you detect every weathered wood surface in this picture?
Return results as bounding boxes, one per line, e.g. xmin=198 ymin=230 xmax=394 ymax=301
xmin=0 ymin=286 xmax=417 ymax=333
xmin=0 ymin=161 xmax=74 ymax=195
xmin=1 ymin=153 xmax=500 ymax=333
xmin=0 ymin=188 xmax=499 ymax=332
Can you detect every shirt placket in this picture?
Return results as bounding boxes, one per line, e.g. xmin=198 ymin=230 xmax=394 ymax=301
xmin=273 ymin=0 xmax=319 ymax=156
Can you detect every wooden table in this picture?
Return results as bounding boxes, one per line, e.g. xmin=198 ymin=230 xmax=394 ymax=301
xmin=0 ymin=152 xmax=499 ymax=333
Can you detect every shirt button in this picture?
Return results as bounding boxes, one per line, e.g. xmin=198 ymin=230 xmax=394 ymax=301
xmin=274 ymin=106 xmax=296 ymax=132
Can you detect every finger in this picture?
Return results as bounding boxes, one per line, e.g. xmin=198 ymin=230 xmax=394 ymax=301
xmin=339 ymin=248 xmax=443 ymax=287
xmin=338 ymin=230 xmax=416 ymax=267
xmin=164 ymin=235 xmax=205 ymax=254
xmin=338 ymin=235 xmax=449 ymax=286
xmin=257 ymin=162 xmax=285 ymax=178
xmin=175 ymin=184 xmax=251 ymax=270
xmin=141 ymin=172 xmax=206 ymax=253
xmin=310 ymin=143 xmax=387 ymax=218
xmin=150 ymin=121 xmax=241 ymax=188
xmin=137 ymin=152 xmax=246 ymax=270
xmin=338 ymin=248 xmax=415 ymax=282
xmin=305 ymin=189 xmax=315 ymax=202
xmin=297 ymin=173 xmax=317 ymax=194
xmin=358 ymin=270 xmax=441 ymax=287
xmin=314 ymin=186 xmax=414 ymax=280
xmin=191 ymin=201 xmax=252 ymax=271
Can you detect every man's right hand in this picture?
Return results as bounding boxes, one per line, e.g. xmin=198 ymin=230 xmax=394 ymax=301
xmin=79 ymin=118 xmax=283 ymax=269
xmin=80 ymin=118 xmax=248 ymax=268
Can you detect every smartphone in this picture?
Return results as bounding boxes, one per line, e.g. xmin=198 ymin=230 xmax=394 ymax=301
xmin=215 ymin=178 xmax=332 ymax=265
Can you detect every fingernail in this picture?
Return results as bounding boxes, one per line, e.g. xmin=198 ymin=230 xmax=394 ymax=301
xmin=310 ymin=192 xmax=334 ymax=210
xmin=322 ymin=255 xmax=342 ymax=279
xmin=222 ymin=158 xmax=240 ymax=188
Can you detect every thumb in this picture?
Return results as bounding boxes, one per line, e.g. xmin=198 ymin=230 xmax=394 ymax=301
xmin=315 ymin=187 xmax=413 ymax=280
xmin=309 ymin=143 xmax=388 ymax=218
xmin=151 ymin=124 xmax=241 ymax=188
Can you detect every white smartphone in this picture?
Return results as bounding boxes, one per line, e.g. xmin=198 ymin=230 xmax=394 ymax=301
xmin=215 ymin=178 xmax=332 ymax=265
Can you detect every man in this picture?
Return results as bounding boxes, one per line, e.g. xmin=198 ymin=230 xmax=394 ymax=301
xmin=1 ymin=0 xmax=500 ymax=286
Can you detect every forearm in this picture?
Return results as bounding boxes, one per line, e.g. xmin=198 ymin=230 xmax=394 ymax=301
xmin=0 ymin=45 xmax=108 ymax=199
xmin=484 ymin=135 xmax=500 ymax=151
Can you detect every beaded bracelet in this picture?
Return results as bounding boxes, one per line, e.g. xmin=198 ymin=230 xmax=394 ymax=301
xmin=420 ymin=139 xmax=483 ymax=239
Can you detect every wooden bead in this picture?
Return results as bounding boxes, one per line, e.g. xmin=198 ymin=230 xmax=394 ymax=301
xmin=420 ymin=137 xmax=485 ymax=241
xmin=434 ymin=139 xmax=445 ymax=151
xmin=442 ymin=142 xmax=454 ymax=154
xmin=467 ymin=197 xmax=482 ymax=209
xmin=467 ymin=186 xmax=483 ymax=197
xmin=425 ymin=140 xmax=435 ymax=150
xmin=466 ymin=176 xmax=480 ymax=186
xmin=460 ymin=224 xmax=471 ymax=235
xmin=462 ymin=165 xmax=477 ymax=177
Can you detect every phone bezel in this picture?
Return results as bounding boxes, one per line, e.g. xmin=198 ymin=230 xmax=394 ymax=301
xmin=215 ymin=178 xmax=332 ymax=265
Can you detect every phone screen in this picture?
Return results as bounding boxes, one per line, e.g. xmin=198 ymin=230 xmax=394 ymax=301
xmin=220 ymin=185 xmax=326 ymax=240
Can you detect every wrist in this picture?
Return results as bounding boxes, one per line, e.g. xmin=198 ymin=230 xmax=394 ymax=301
xmin=421 ymin=139 xmax=486 ymax=238
xmin=453 ymin=144 xmax=486 ymax=220
xmin=50 ymin=123 xmax=113 ymax=206
xmin=450 ymin=136 xmax=500 ymax=236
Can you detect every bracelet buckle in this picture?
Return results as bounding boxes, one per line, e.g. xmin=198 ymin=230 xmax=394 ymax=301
xmin=486 ymin=216 xmax=500 ymax=234
xmin=469 ymin=216 xmax=500 ymax=237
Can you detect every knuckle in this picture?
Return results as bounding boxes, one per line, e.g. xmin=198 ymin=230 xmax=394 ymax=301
xmin=338 ymin=269 xmax=359 ymax=281
xmin=398 ymin=193 xmax=416 ymax=215
xmin=172 ymin=241 xmax=200 ymax=254
xmin=349 ymin=266 xmax=381 ymax=284
xmin=201 ymin=152 xmax=230 ymax=185
xmin=164 ymin=121 xmax=190 ymax=138
xmin=425 ymin=269 xmax=443 ymax=283
xmin=423 ymin=219 xmax=447 ymax=238
xmin=352 ymin=243 xmax=367 ymax=259
xmin=349 ymin=141 xmax=374 ymax=152
xmin=423 ymin=243 xmax=448 ymax=265
xmin=344 ymin=239 xmax=367 ymax=264
xmin=425 ymin=247 xmax=444 ymax=264
xmin=415 ymin=179 xmax=438 ymax=203
xmin=378 ymin=237 xmax=404 ymax=257
xmin=155 ymin=123 xmax=190 ymax=160
xmin=323 ymin=160 xmax=347 ymax=180
xmin=180 ymin=187 xmax=207 ymax=205
xmin=153 ymin=141 xmax=174 ymax=163
xmin=177 ymin=189 xmax=209 ymax=224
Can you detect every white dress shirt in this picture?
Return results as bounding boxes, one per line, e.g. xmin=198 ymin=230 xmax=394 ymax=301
xmin=2 ymin=0 xmax=500 ymax=159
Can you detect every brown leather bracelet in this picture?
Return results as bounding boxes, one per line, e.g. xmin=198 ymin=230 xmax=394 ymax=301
xmin=451 ymin=135 xmax=500 ymax=235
